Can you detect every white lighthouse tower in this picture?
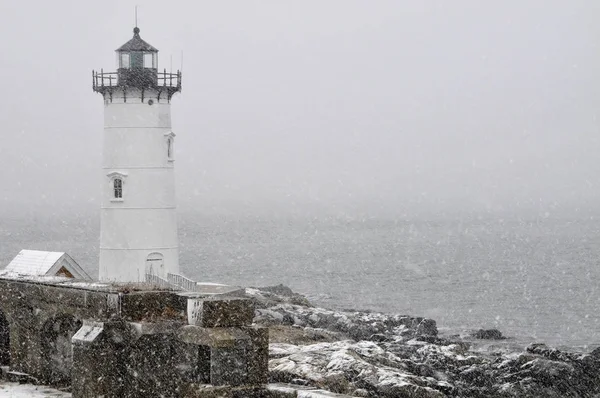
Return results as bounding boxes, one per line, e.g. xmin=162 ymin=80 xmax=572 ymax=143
xmin=93 ymin=27 xmax=182 ymax=282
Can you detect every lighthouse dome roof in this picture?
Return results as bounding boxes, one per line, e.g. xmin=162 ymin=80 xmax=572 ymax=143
xmin=116 ymin=27 xmax=158 ymax=52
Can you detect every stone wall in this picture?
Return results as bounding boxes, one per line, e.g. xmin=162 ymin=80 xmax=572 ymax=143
xmin=0 ymin=277 xmax=269 ymax=397
xmin=0 ymin=310 xmax=9 ymax=366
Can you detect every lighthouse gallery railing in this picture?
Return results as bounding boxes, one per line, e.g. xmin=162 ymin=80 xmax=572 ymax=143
xmin=92 ymin=69 xmax=182 ymax=101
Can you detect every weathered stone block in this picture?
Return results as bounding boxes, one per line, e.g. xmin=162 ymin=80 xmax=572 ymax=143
xmin=120 ymin=291 xmax=187 ymax=322
xmin=211 ymin=341 xmax=249 ymax=387
xmin=230 ymin=386 xmax=272 ymax=398
xmin=246 ymin=327 xmax=269 ymax=386
xmin=194 ymin=345 xmax=211 ymax=383
xmin=182 ymin=385 xmax=272 ymax=398
xmin=183 ymin=384 xmax=233 ymax=398
xmin=71 ymin=322 xmax=121 ymax=398
xmin=72 ymin=343 xmax=110 ymax=397
xmin=266 ymin=384 xmax=299 ymax=397
xmin=178 ymin=325 xmax=251 ymax=348
xmin=188 ymin=298 xmax=254 ymax=328
xmin=178 ymin=325 xmax=268 ymax=388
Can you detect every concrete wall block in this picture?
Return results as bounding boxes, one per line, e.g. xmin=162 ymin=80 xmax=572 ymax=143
xmin=178 ymin=326 xmax=250 ymax=348
xmin=190 ymin=298 xmax=254 ymax=328
xmin=124 ymin=333 xmax=198 ymax=397
xmin=230 ymin=387 xmax=272 ymax=398
xmin=182 ymin=384 xmax=233 ymax=398
xmin=246 ymin=327 xmax=269 ymax=386
xmin=179 ymin=343 xmax=210 ymax=384
xmin=210 ymin=340 xmax=249 ymax=387
xmin=40 ymin=315 xmax=83 ymax=385
xmin=0 ymin=280 xmax=118 ymax=321
xmin=72 ymin=327 xmax=131 ymax=398
xmin=266 ymin=384 xmax=299 ymax=397
xmin=120 ymin=291 xmax=187 ymax=322
xmin=72 ymin=343 xmax=113 ymax=398
xmin=71 ymin=321 xmax=132 ymax=397
xmin=13 ymin=321 xmax=40 ymax=376
xmin=182 ymin=385 xmax=272 ymax=398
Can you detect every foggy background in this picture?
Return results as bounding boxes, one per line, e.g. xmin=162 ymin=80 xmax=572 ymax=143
xmin=0 ymin=0 xmax=599 ymax=220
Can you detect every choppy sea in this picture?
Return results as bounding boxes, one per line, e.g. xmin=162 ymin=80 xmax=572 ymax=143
xmin=2 ymin=212 xmax=599 ymax=352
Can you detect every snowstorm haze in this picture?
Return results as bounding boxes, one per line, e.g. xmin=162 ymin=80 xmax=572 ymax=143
xmin=1 ymin=0 xmax=599 ymax=220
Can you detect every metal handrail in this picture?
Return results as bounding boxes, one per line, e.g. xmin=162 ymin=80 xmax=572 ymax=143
xmin=167 ymin=273 xmax=199 ymax=292
xmin=145 ymin=273 xmax=179 ymax=290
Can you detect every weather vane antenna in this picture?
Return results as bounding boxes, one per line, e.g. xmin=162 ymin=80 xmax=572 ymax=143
xmin=135 ymin=5 xmax=138 ymax=27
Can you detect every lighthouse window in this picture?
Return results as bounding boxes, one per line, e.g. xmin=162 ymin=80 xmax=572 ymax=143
xmin=167 ymin=138 xmax=173 ymax=160
xmin=113 ymin=179 xmax=123 ymax=199
xmin=144 ymin=53 xmax=155 ymax=68
xmin=120 ymin=53 xmax=130 ymax=68
xmin=131 ymin=52 xmax=143 ymax=68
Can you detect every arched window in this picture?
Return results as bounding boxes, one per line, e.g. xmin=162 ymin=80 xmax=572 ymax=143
xmin=113 ymin=178 xmax=123 ymax=199
xmin=167 ymin=138 xmax=173 ymax=159
xmin=107 ymin=172 xmax=127 ymax=202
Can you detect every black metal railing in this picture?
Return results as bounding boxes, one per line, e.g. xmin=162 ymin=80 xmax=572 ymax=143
xmin=92 ymin=68 xmax=182 ymax=97
xmin=93 ymin=70 xmax=118 ymax=89
xmin=157 ymin=69 xmax=182 ymax=89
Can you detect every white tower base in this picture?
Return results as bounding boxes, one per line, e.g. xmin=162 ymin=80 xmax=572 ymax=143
xmin=99 ymin=88 xmax=179 ymax=282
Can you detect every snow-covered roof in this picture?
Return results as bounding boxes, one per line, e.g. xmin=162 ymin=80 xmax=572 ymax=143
xmin=3 ymin=250 xmax=92 ymax=281
xmin=5 ymin=250 xmax=63 ymax=275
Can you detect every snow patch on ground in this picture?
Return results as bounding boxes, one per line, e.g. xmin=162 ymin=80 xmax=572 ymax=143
xmin=0 ymin=382 xmax=71 ymax=397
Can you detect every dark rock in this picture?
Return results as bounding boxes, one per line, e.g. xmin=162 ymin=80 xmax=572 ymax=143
xmin=589 ymin=346 xmax=600 ymax=358
xmin=281 ymin=313 xmax=295 ymax=326
xmin=259 ymin=284 xmax=295 ymax=297
xmin=416 ymin=335 xmax=464 ymax=347
xmin=348 ymin=325 xmax=381 ymax=341
xmin=248 ymin=285 xmax=312 ymax=308
xmin=291 ymin=378 xmax=312 ymax=386
xmin=458 ymin=366 xmax=496 ymax=388
xmin=472 ymin=329 xmax=505 ymax=340
xmin=369 ymin=333 xmax=390 ymax=342
xmin=526 ymin=343 xmax=579 ymax=362
xmin=417 ymin=318 xmax=438 ymax=336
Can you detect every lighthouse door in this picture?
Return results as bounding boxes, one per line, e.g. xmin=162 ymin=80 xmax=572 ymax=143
xmin=145 ymin=253 xmax=164 ymax=277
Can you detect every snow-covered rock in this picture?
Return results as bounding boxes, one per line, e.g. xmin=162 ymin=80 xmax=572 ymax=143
xmin=243 ymin=286 xmax=600 ymax=398
xmin=270 ymin=341 xmax=449 ymax=397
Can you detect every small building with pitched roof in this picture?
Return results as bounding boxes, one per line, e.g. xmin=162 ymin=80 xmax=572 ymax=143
xmin=2 ymin=250 xmax=92 ymax=280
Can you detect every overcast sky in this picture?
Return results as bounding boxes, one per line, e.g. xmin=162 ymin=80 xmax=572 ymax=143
xmin=0 ymin=1 xmax=598 ymax=219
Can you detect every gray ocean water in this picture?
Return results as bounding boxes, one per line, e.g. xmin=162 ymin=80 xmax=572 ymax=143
xmin=2 ymin=213 xmax=599 ymax=352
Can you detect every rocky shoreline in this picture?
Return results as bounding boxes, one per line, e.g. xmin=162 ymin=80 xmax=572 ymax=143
xmin=2 ymin=284 xmax=598 ymax=397
xmin=244 ymin=285 xmax=600 ymax=398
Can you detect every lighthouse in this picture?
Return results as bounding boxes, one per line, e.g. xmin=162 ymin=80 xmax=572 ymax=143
xmin=93 ymin=27 xmax=182 ymax=282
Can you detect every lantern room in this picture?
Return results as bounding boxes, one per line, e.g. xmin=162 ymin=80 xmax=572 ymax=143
xmin=117 ymin=27 xmax=158 ymax=70
xmin=114 ymin=27 xmax=158 ymax=87
xmin=93 ymin=27 xmax=182 ymax=101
